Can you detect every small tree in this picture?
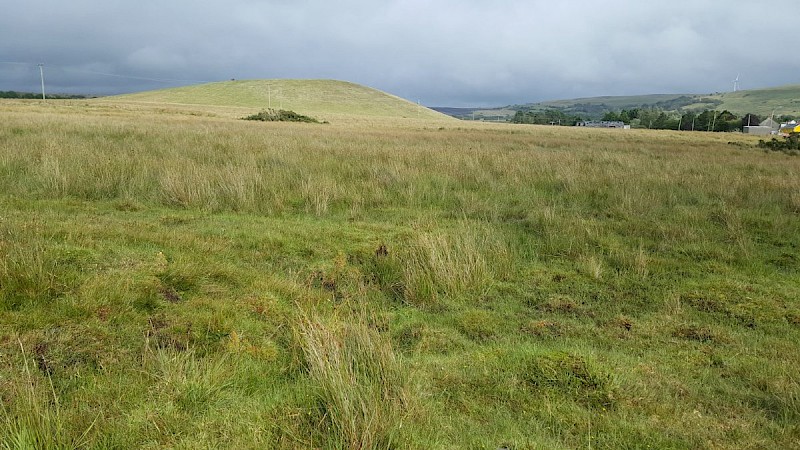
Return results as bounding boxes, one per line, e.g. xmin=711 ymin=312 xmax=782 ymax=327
xmin=680 ymin=112 xmax=697 ymax=131
xmin=741 ymin=113 xmax=762 ymax=128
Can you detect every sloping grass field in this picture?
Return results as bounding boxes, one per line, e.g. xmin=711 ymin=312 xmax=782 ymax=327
xmin=109 ymin=79 xmax=448 ymax=120
xmin=1 ymin=96 xmax=799 ymax=448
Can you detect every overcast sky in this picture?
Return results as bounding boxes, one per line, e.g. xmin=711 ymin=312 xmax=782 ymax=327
xmin=1 ymin=1 xmax=797 ymax=107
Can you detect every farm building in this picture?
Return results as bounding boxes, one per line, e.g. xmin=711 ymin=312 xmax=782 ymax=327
xmin=744 ymin=118 xmax=786 ymax=135
xmin=576 ymin=120 xmax=629 ymax=129
xmin=743 ymin=126 xmax=774 ymax=135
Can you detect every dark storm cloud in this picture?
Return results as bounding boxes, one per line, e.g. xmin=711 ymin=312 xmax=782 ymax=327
xmin=1 ymin=1 xmax=797 ymax=106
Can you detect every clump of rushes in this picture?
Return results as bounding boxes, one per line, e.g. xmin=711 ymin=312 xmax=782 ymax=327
xmin=243 ymin=109 xmax=323 ymax=123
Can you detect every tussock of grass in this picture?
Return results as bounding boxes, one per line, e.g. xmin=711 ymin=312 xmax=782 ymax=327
xmin=1 ymin=339 xmax=95 ymax=450
xmin=145 ymin=347 xmax=234 ymax=414
xmin=0 ymin=227 xmax=87 ymax=310
xmin=297 ymin=313 xmax=411 ymax=449
xmin=399 ymin=222 xmax=512 ymax=306
xmin=522 ymin=351 xmax=615 ymax=409
xmin=456 ymin=309 xmax=500 ymax=341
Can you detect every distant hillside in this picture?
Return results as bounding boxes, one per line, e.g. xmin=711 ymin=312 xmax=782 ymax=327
xmin=706 ymin=84 xmax=800 ymax=117
xmin=453 ymin=83 xmax=800 ymax=121
xmin=106 ymin=79 xmax=451 ymax=119
xmin=429 ymin=107 xmax=516 ymax=120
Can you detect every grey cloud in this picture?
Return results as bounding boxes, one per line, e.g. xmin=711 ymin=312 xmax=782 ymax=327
xmin=1 ymin=1 xmax=797 ymax=106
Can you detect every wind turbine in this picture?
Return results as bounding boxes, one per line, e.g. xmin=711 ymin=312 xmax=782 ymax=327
xmin=732 ymin=74 xmax=740 ymax=92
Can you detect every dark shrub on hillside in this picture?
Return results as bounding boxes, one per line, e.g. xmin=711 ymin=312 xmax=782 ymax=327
xmin=243 ymin=108 xmax=323 ymax=123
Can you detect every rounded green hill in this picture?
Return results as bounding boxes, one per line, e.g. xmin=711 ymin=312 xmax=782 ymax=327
xmin=107 ymin=79 xmax=450 ymax=119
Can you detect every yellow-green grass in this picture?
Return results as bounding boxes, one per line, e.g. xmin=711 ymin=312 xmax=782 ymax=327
xmin=1 ymin=99 xmax=799 ymax=448
xmin=104 ymin=79 xmax=452 ymax=120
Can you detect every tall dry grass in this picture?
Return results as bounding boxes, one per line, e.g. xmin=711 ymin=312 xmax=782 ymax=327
xmin=2 ymin=102 xmax=799 ymax=226
xmin=4 ymin=101 xmax=799 ymax=301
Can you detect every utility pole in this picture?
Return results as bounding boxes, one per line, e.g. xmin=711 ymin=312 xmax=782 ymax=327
xmin=771 ymin=107 xmax=781 ymax=123
xmin=38 ymin=63 xmax=46 ymax=101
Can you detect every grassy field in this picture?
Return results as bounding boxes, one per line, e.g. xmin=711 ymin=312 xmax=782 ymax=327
xmin=1 ymin=97 xmax=799 ymax=449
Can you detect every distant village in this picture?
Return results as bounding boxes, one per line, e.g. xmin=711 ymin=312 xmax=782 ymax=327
xmin=575 ymin=118 xmax=799 ymax=135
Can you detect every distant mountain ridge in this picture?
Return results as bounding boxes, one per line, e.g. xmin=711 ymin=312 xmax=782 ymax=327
xmin=438 ymin=83 xmax=800 ymax=121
